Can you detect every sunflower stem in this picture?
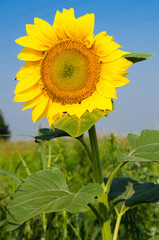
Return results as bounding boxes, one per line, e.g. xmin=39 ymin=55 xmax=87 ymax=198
xmin=88 ymin=125 xmax=112 ymax=240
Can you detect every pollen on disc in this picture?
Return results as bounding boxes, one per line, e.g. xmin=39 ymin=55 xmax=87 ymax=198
xmin=41 ymin=39 xmax=101 ymax=105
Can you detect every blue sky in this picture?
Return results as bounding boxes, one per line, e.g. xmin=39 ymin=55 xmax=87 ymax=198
xmin=0 ymin=0 xmax=159 ymax=140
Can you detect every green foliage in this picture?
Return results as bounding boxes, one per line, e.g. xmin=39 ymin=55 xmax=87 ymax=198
xmin=101 ymin=133 xmax=121 ymax=177
xmin=124 ymin=52 xmax=154 ymax=63
xmin=118 ymin=129 xmax=159 ymax=162
xmin=117 ymin=205 xmax=156 ymax=240
xmin=105 ymin=177 xmax=159 ymax=215
xmin=0 ymin=169 xmax=21 ymax=183
xmin=35 ymin=128 xmax=70 ymax=142
xmin=149 ymin=236 xmax=159 ymax=240
xmin=7 ymin=168 xmax=103 ymax=231
xmin=0 ymin=110 xmax=11 ymax=140
xmin=1 ymin=134 xmax=159 ymax=239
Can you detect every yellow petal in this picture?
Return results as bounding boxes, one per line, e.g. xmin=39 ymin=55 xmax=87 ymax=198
xmin=32 ymin=96 xmax=49 ymax=122
xmin=14 ymin=74 xmax=40 ymax=94
xmin=95 ymin=31 xmax=109 ymax=40
xmin=47 ymin=101 xmax=68 ymax=122
xmin=53 ymin=10 xmax=67 ymax=40
xmin=67 ymin=100 xmax=89 ymax=118
xmin=48 ymin=97 xmax=90 ymax=119
xmin=101 ymin=63 xmax=130 ymax=87
xmin=94 ymin=33 xmax=121 ymax=57
xmin=34 ymin=17 xmax=58 ymax=43
xmin=100 ymin=49 xmax=128 ymax=63
xmin=84 ymin=34 xmax=95 ymax=48
xmin=96 ymin=80 xmax=117 ymax=99
xmin=53 ymin=10 xmax=61 ymax=26
xmin=102 ymin=57 xmax=133 ymax=72
xmin=13 ymin=84 xmax=41 ymax=102
xmin=15 ymin=36 xmax=49 ymax=51
xmin=63 ymin=9 xmax=95 ymax=41
xmin=76 ymin=13 xmax=95 ymax=41
xmin=73 ymin=13 xmax=94 ymax=41
xmin=17 ymin=47 xmax=43 ymax=61
xmin=101 ymin=63 xmax=129 ymax=76
xmin=88 ymin=92 xmax=113 ymax=112
xmin=22 ymin=93 xmax=45 ymax=110
xmin=50 ymin=113 xmax=62 ymax=128
xmin=100 ymin=73 xmax=129 ymax=88
xmin=61 ymin=8 xmax=76 ymax=39
xmin=16 ymin=65 xmax=40 ymax=79
xmin=26 ymin=24 xmax=53 ymax=47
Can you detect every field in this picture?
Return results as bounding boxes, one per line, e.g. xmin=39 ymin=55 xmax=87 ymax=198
xmin=0 ymin=134 xmax=159 ymax=239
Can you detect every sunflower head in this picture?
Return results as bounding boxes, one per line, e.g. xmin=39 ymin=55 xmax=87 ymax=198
xmin=14 ymin=8 xmax=132 ymax=136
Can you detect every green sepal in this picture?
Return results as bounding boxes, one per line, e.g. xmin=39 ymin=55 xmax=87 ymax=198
xmin=124 ymin=52 xmax=154 ymax=63
xmin=54 ymin=109 xmax=110 ymax=137
xmin=35 ymin=108 xmax=112 ymax=140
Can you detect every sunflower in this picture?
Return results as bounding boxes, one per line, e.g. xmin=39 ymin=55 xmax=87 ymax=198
xmin=14 ymin=8 xmax=132 ymax=127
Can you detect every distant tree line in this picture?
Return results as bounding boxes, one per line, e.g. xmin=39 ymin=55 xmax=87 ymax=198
xmin=0 ymin=110 xmax=11 ymax=140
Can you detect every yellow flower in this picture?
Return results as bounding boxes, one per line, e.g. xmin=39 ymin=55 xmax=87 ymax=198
xmin=14 ymin=8 xmax=132 ymax=127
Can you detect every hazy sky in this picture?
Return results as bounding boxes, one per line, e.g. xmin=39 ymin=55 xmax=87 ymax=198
xmin=1 ymin=0 xmax=159 ymax=140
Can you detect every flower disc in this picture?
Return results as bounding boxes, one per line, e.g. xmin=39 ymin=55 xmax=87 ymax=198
xmin=41 ymin=40 xmax=101 ymax=104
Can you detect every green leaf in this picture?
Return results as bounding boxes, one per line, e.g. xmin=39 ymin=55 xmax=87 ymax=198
xmin=0 ymin=219 xmax=7 ymax=227
xmin=54 ymin=109 xmax=109 ymax=137
xmin=148 ymin=236 xmax=159 ymax=240
xmin=104 ymin=177 xmax=159 ymax=215
xmin=7 ymin=168 xmax=103 ymax=231
xmin=117 ymin=129 xmax=159 ymax=162
xmin=124 ymin=52 xmax=154 ymax=63
xmin=34 ymin=128 xmax=70 ymax=142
